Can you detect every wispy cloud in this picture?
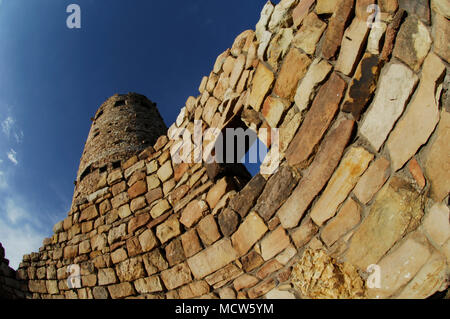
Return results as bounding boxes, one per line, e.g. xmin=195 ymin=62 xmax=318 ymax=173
xmin=7 ymin=149 xmax=18 ymax=165
xmin=1 ymin=116 xmax=14 ymax=137
xmin=1 ymin=116 xmax=24 ymax=144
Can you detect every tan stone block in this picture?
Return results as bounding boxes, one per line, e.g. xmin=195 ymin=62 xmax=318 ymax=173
xmin=197 ymin=214 xmax=221 ymax=246
xmin=233 ymin=274 xmax=259 ymax=291
xmin=126 ymin=236 xmax=142 ymax=257
xmin=181 ymin=229 xmax=202 ymax=258
xmin=423 ymin=110 xmax=450 ymax=202
xmin=256 ymin=259 xmax=283 ymax=279
xmin=130 ymin=196 xmax=146 ymax=212
xmin=64 ymin=245 xmax=78 ymax=259
xmin=231 ymin=212 xmax=268 ymax=256
xmin=134 ymin=276 xmax=163 ymax=294
xmin=146 ymin=174 xmax=160 ymax=191
xmin=247 ymin=278 xmax=276 ymax=299
xmin=206 ymin=177 xmax=234 ymax=209
xmin=115 ymin=257 xmax=145 ymax=282
xmin=111 ymin=192 xmax=129 ymax=209
xmin=160 ymin=262 xmax=192 ymax=290
xmin=310 ymin=147 xmax=373 ymax=226
xmin=146 ymin=187 xmax=163 ymax=205
xmin=165 ymin=238 xmax=186 ymax=266
xmin=346 ymin=177 xmax=424 ymax=269
xmin=180 ymin=200 xmax=208 ymax=228
xmin=128 ymin=212 xmax=150 ymax=234
xmin=150 ymin=199 xmax=171 ymax=219
xmin=156 ymin=215 xmax=181 ymax=244
xmin=393 ymin=16 xmax=431 ymax=71
xmin=157 ymin=161 xmax=173 ymax=182
xmin=213 ymin=49 xmax=230 ymax=74
xmin=367 ymin=232 xmax=431 ymax=298
xmin=110 ymin=248 xmax=127 ymax=264
xmin=321 ymin=198 xmax=361 ymax=247
xmin=118 ymin=204 xmax=131 ymax=219
xmin=353 ymin=157 xmax=390 ymax=204
xmin=285 ymin=73 xmax=346 ymax=168
xmin=408 ymin=158 xmax=426 ymax=190
xmin=423 ymin=203 xmax=450 ymax=246
xmin=293 ymin=12 xmax=326 ymax=55
xmin=335 ymin=18 xmax=370 ymax=76
xmin=128 ymin=180 xmax=147 ymax=199
xmin=205 ymin=263 xmax=243 ymax=289
xmin=261 ymin=96 xmax=290 ymax=128
xmin=98 ymin=268 xmax=117 ymax=286
xmin=315 ymin=0 xmax=337 ymax=14
xmin=107 ymin=169 xmax=122 ymax=185
xmin=248 ymin=63 xmax=275 ymax=112
xmin=139 ymin=229 xmax=158 ymax=252
xmin=187 ymin=238 xmax=238 ymax=279
xmin=260 ymin=226 xmax=290 ymax=261
xmin=79 ymin=205 xmax=98 ymax=222
xmin=433 ymin=14 xmax=450 ymax=63
xmin=241 ymin=250 xmax=264 ymax=272
xmin=273 ymin=48 xmax=311 ymax=101
xmin=107 ymin=282 xmax=135 ymax=299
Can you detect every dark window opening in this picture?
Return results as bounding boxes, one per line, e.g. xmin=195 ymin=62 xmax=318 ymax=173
xmin=79 ymin=165 xmax=91 ymax=182
xmin=112 ymin=161 xmax=121 ymax=169
xmin=114 ymin=100 xmax=126 ymax=107
xmin=99 ymin=165 xmax=107 ymax=173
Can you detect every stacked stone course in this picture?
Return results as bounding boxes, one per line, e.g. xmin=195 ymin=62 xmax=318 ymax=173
xmin=1 ymin=0 xmax=449 ymax=299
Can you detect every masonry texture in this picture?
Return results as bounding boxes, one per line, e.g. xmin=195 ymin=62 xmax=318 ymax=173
xmin=0 ymin=0 xmax=449 ymax=299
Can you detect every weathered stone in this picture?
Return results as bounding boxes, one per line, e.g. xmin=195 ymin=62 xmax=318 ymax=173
xmin=433 ymin=13 xmax=450 ymax=63
xmin=205 ymin=263 xmax=243 ymax=288
xmin=107 ymin=169 xmax=122 ymax=185
xmin=91 ymin=233 xmax=107 ymax=251
xmin=353 ymin=157 xmax=390 ymax=204
xmin=293 ymin=12 xmax=326 ymax=55
xmin=28 ymin=280 xmax=47 ymax=294
xmin=229 ymin=174 xmax=266 ymax=218
xmin=321 ymin=198 xmax=361 ymax=247
xmin=355 ymin=0 xmax=376 ymax=20
xmin=291 ymin=248 xmax=365 ymax=298
xmin=108 ymin=224 xmax=126 ymax=245
xmin=231 ymin=30 xmax=254 ymax=56
xmin=150 ymin=199 xmax=171 ymax=219
xmin=292 ymin=0 xmax=315 ymax=27
xmin=260 ymin=226 xmax=291 ymax=261
xmin=291 ymin=216 xmax=319 ymax=248
xmin=321 ymin=0 xmax=354 ymax=59
xmin=335 ymin=18 xmax=370 ymax=76
xmin=423 ymin=111 xmax=450 ymax=202
xmin=294 ymin=58 xmax=332 ymax=113
xmin=187 ymin=238 xmax=238 ymax=279
xmin=165 ymin=238 xmax=186 ymax=266
xmin=379 ymin=0 xmax=398 ymax=13
xmin=116 ymin=257 xmax=145 ymax=282
xmin=360 ymin=62 xmax=418 ymax=151
xmin=197 ymin=214 xmax=221 ymax=246
xmin=181 ymin=229 xmax=203 ymax=258
xmin=214 ymin=49 xmax=230 ymax=74
xmin=92 ymin=286 xmax=109 ymax=299
xmin=128 ymin=180 xmax=147 ymax=199
xmin=279 ymin=119 xmax=354 ymax=228
xmin=79 ymin=205 xmax=98 ymax=222
xmin=248 ymin=63 xmax=275 ymax=112
xmin=261 ymin=96 xmax=290 ymax=128
xmin=399 ymin=0 xmax=430 ymax=24
xmin=268 ymin=0 xmax=297 ymax=33
xmin=126 ymin=236 xmax=142 ymax=257
xmin=231 ymin=212 xmax=268 ymax=256
xmin=254 ymin=165 xmax=298 ymax=221
xmin=342 ymin=53 xmax=381 ymax=120
xmin=156 ymin=215 xmax=181 ymax=244
xmin=408 ymin=158 xmax=426 ymax=189
xmin=248 ymin=278 xmax=276 ymax=299
xmin=118 ymin=204 xmax=131 ymax=219
xmin=267 ymin=28 xmax=294 ymax=70
xmin=395 ymin=251 xmax=448 ymax=299
xmin=310 ymin=147 xmax=373 ymax=226
xmin=160 ymin=262 xmax=192 ymax=290
xmin=157 ymin=161 xmax=173 ymax=182
xmin=367 ymin=232 xmax=431 ymax=298
xmin=423 ymin=203 xmax=450 ymax=246
xmin=218 ymin=208 xmax=239 ymax=237
xmin=346 ymin=177 xmax=424 ymax=270
xmin=275 ymin=245 xmax=297 ymax=265
xmin=315 ymin=0 xmax=337 ymax=14
xmin=142 ymin=249 xmax=168 ymax=275
xmin=124 ymin=160 xmax=145 ymax=179
xmin=107 ymin=282 xmax=135 ymax=299
xmin=146 ymin=187 xmax=163 ymax=205
xmin=128 ymin=212 xmax=150 ymax=234
xmin=431 ymin=0 xmax=450 ymax=18
xmin=229 ymin=54 xmax=246 ymax=89
xmin=380 ymin=9 xmax=405 ymax=61
xmin=256 ymin=259 xmax=283 ymax=280
xmin=139 ymin=229 xmax=158 ymax=252
xmin=98 ymin=268 xmax=117 ymax=286
xmin=257 ymin=30 xmax=273 ymax=61
xmin=286 ymin=73 xmax=346 ymax=168
xmin=241 ymin=250 xmax=265 ymax=272
xmin=134 ymin=276 xmax=163 ymax=294
xmin=367 ymin=22 xmax=387 ymax=55
xmin=111 ymin=248 xmax=128 ymax=264
xmin=180 ymin=200 xmax=209 ymax=228
xmin=64 ymin=245 xmax=78 ymax=259
xmin=234 ymin=274 xmax=259 ymax=291
xmin=393 ymin=16 xmax=431 ymax=71
xmin=273 ymin=48 xmax=311 ymax=101
xmin=111 ymin=192 xmax=129 ymax=209
xmin=387 ymin=53 xmax=446 ymax=171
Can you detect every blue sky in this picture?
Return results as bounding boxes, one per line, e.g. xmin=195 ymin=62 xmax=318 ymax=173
xmin=0 ymin=0 xmax=269 ymax=269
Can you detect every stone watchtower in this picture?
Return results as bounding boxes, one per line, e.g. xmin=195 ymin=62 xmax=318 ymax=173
xmin=73 ymin=93 xmax=167 ymax=203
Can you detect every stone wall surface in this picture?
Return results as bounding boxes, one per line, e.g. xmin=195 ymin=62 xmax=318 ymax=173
xmin=0 ymin=0 xmax=449 ymax=299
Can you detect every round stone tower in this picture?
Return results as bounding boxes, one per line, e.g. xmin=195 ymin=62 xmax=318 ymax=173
xmin=73 ymin=93 xmax=167 ymax=202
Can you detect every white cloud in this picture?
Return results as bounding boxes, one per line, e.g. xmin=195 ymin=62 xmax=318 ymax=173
xmin=2 ymin=116 xmax=14 ymax=137
xmin=0 ymin=171 xmax=8 ymax=189
xmin=0 ymin=197 xmax=47 ymax=270
xmin=7 ymin=149 xmax=18 ymax=165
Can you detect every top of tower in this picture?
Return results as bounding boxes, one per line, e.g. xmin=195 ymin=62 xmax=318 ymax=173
xmin=73 ymin=93 xmax=167 ymax=201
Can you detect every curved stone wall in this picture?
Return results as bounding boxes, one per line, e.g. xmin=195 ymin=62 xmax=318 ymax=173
xmin=1 ymin=0 xmax=448 ymax=299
